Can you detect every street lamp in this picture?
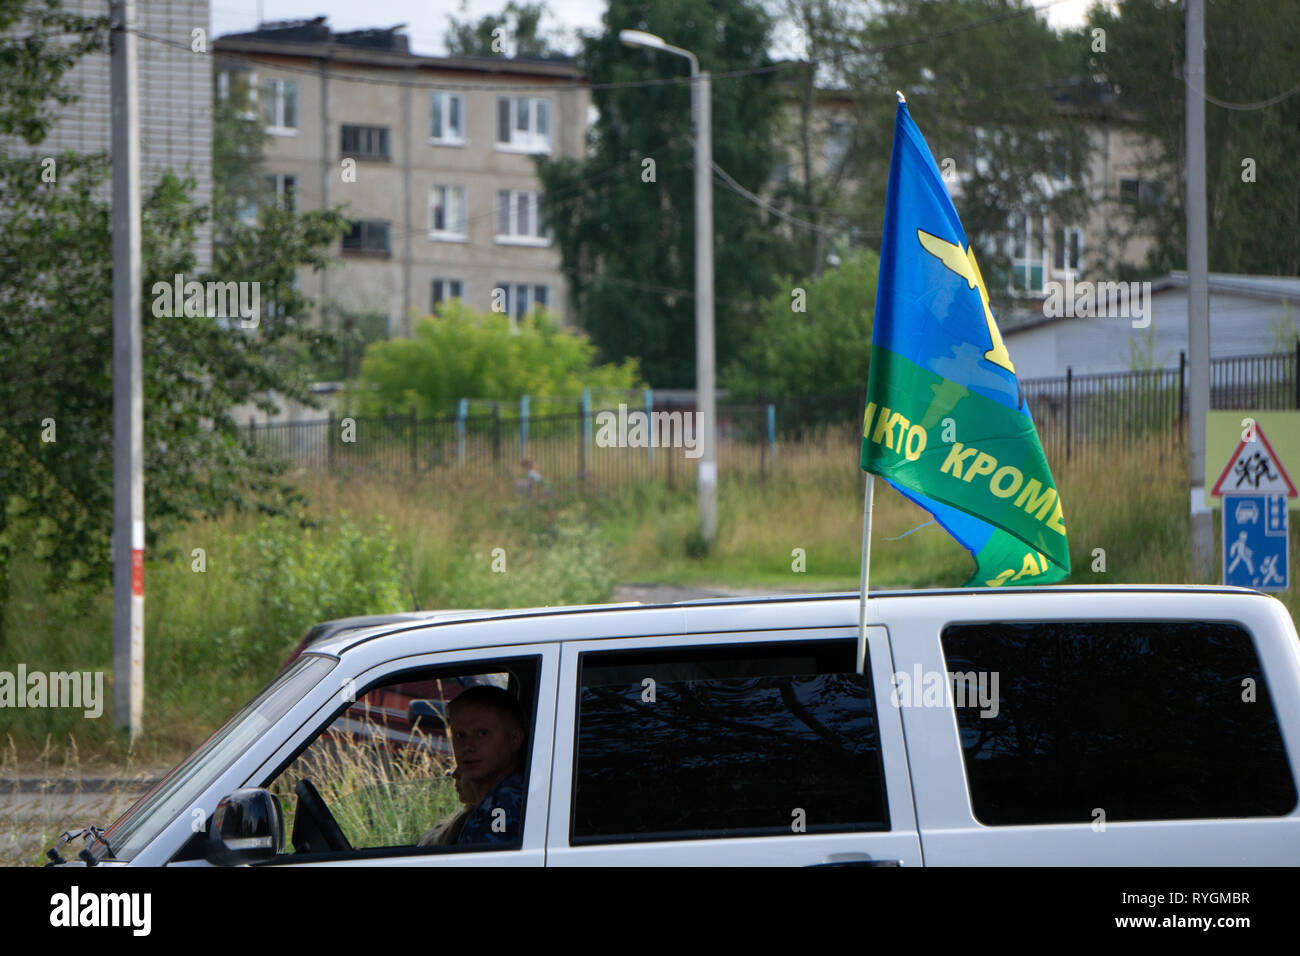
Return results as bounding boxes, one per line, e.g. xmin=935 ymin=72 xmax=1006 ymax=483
xmin=619 ymin=29 xmax=717 ymax=545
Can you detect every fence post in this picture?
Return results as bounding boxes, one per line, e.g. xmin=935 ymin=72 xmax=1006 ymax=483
xmin=456 ymin=398 xmax=467 ymax=468
xmin=248 ymin=415 xmax=255 ymax=444
xmin=327 ymin=411 xmax=335 ymax=471
xmin=492 ymin=404 xmax=501 ymax=466
xmin=582 ymin=387 xmax=592 ymax=459
xmin=409 ymin=405 xmax=418 ymax=474
xmin=520 ymin=395 xmax=529 ymax=459
xmin=644 ymin=387 xmax=654 ymax=464
xmin=578 ymin=397 xmax=587 ymax=483
xmin=665 ymin=400 xmax=675 ymax=490
xmin=1178 ymin=350 xmax=1187 ymax=444
xmin=1065 ymin=367 xmax=1072 ymax=463
xmin=1294 ymin=336 xmax=1299 ymax=409
xmin=767 ymin=402 xmax=776 ymax=462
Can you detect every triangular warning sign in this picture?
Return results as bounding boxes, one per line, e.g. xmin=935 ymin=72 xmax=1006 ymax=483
xmin=1211 ymin=423 xmax=1298 ymax=497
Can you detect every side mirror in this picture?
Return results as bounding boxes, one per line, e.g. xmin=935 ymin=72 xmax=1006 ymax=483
xmin=408 ymin=699 xmax=448 ymax=734
xmin=206 ymin=788 xmax=283 ymax=865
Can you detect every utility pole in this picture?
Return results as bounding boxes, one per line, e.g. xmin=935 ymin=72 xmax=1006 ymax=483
xmin=618 ymin=30 xmax=717 ymax=545
xmin=1186 ymin=0 xmax=1213 ymax=580
xmin=110 ymin=0 xmax=144 ymax=737
xmin=693 ymin=68 xmax=717 ymax=544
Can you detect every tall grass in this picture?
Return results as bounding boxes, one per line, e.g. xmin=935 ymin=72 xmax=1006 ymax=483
xmin=1 ymin=432 xmax=1293 ymax=770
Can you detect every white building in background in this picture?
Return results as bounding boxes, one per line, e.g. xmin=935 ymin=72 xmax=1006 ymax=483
xmin=1002 ymin=273 xmax=1300 ymax=378
xmin=3 ymin=0 xmax=214 ymax=265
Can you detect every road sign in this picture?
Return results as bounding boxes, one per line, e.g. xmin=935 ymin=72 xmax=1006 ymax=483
xmin=1222 ymin=493 xmax=1289 ymax=591
xmin=1210 ymin=421 xmax=1298 ymax=499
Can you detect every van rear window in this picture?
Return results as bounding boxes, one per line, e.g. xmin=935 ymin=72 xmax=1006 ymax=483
xmin=571 ymin=639 xmax=889 ymax=844
xmin=941 ymin=621 xmax=1297 ymax=825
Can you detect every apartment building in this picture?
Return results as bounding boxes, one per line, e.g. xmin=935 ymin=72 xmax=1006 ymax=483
xmin=772 ymin=77 xmax=1165 ymax=308
xmin=2 ymin=0 xmax=213 ymax=265
xmin=212 ymin=18 xmax=588 ymax=337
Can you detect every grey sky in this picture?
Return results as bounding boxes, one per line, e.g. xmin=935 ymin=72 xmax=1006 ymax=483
xmin=210 ymin=0 xmax=1092 ymax=58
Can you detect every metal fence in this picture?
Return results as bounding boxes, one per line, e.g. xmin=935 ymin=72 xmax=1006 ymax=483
xmin=246 ymin=344 xmax=1300 ymax=483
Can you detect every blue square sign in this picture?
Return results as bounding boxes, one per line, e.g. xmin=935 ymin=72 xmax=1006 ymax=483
xmin=1223 ymin=493 xmax=1289 ymax=591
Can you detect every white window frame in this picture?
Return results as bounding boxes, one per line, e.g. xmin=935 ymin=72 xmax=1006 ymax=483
xmin=494 ymin=282 xmax=550 ymax=322
xmin=496 ymin=96 xmax=552 ymax=154
xmin=430 ymin=91 xmax=466 ymax=146
xmin=266 ymin=173 xmax=297 ymax=212
xmin=1054 ymin=225 xmax=1083 ymax=274
xmin=495 ymin=190 xmax=549 ymax=246
xmin=432 ymin=278 xmax=464 ymax=310
xmin=428 ymin=185 xmax=468 ymax=241
xmin=262 ymin=78 xmax=298 ymax=136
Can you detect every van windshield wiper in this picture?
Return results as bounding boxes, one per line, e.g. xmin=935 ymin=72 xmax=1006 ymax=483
xmin=45 ymin=826 xmax=114 ymax=866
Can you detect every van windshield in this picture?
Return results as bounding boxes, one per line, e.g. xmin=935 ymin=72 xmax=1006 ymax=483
xmin=94 ymin=655 xmax=336 ymax=862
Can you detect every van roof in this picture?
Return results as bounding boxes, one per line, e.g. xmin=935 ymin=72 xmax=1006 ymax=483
xmin=304 ymin=584 xmax=1266 ymax=658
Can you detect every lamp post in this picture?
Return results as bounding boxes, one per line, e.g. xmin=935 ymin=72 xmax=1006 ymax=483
xmin=619 ymin=29 xmax=717 ymax=544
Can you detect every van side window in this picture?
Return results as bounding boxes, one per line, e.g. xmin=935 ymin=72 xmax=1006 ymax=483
xmin=571 ymin=639 xmax=889 ymax=844
xmin=941 ymin=621 xmax=1298 ymax=825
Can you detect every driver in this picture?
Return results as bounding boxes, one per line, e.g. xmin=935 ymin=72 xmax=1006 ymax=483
xmin=417 ymin=685 xmax=526 ymax=847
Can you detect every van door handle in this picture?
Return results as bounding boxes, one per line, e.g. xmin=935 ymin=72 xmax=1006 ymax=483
xmin=809 ymin=854 xmax=901 ymax=867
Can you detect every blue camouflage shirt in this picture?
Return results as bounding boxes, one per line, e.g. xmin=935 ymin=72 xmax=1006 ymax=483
xmin=457 ymin=772 xmax=525 ymax=845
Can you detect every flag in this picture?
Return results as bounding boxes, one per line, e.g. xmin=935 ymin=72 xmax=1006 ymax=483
xmin=861 ymin=99 xmax=1070 ymax=587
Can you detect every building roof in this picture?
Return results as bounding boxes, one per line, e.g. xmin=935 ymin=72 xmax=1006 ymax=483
xmin=999 ymin=271 xmax=1300 ymax=336
xmin=214 ymin=16 xmax=584 ymax=80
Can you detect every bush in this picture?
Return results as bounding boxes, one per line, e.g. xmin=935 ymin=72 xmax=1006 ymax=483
xmin=354 ymin=302 xmax=643 ymax=416
xmin=722 ymin=248 xmax=879 ymax=400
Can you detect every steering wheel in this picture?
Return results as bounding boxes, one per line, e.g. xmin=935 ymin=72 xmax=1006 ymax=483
xmin=293 ymin=778 xmax=353 ymax=854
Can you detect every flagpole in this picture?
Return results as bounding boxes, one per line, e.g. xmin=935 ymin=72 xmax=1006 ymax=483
xmin=856 ymin=472 xmax=875 ymax=675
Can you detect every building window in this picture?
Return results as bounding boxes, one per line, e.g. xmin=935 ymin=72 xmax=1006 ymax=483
xmin=217 ymin=68 xmax=259 ymax=119
xmin=431 ymin=91 xmax=465 ymax=143
xmin=1053 ymin=225 xmax=1082 ymax=272
xmin=265 ymin=173 xmax=297 ymax=212
xmin=495 ymin=190 xmax=549 ymax=243
xmin=494 ymin=282 xmax=550 ymax=321
xmin=342 ymin=219 xmax=391 ymax=256
xmin=1120 ymin=177 xmax=1163 ymax=208
xmin=496 ymin=96 xmax=551 ymax=152
xmin=825 ymin=119 xmax=851 ymax=170
xmin=428 ymin=185 xmax=467 ymax=239
xmin=1009 ymin=212 xmax=1043 ymax=293
xmin=261 ymin=78 xmax=297 ymax=133
xmin=432 ymin=278 xmax=464 ymax=310
xmin=342 ymin=124 xmax=391 ymax=160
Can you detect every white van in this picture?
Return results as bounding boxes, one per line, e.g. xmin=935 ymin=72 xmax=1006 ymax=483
xmin=64 ymin=586 xmax=1300 ymax=867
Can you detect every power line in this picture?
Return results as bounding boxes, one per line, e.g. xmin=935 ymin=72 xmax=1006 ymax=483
xmin=1175 ymin=71 xmax=1300 ymax=111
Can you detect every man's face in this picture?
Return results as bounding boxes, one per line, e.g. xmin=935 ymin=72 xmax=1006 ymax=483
xmin=449 ymin=702 xmax=522 ymax=793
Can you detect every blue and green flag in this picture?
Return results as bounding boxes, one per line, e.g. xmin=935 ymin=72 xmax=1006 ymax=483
xmin=861 ymin=100 xmax=1070 ymax=586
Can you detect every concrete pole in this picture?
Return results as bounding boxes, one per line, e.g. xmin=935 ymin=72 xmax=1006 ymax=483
xmin=1186 ymin=0 xmax=1213 ymax=580
xmin=693 ymin=69 xmax=717 ymax=544
xmin=110 ymin=0 xmax=144 ymax=737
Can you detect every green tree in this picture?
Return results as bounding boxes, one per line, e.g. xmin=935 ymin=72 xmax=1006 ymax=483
xmin=1084 ymin=0 xmax=1300 ymax=277
xmin=723 ymin=247 xmax=878 ymax=399
xmin=537 ymin=0 xmax=790 ymax=388
xmin=0 ymin=5 xmax=350 ymax=638
xmin=839 ymin=0 xmax=1091 ymax=304
xmin=444 ymin=0 xmax=566 ymax=58
xmin=355 ymin=301 xmax=643 ymax=416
